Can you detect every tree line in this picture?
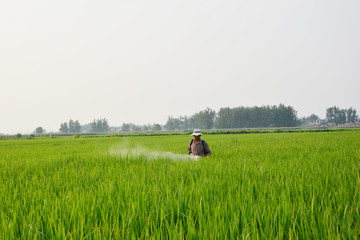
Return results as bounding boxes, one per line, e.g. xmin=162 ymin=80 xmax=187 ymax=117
xmin=57 ymin=119 xmax=162 ymax=133
xmin=165 ymin=104 xmax=298 ymax=130
xmin=59 ymin=118 xmax=109 ymax=133
xmin=59 ymin=120 xmax=81 ymax=133
xmin=121 ymin=123 xmax=162 ymax=132
xmin=164 ymin=105 xmax=358 ymax=130
xmin=326 ymin=106 xmax=357 ymax=125
xmin=50 ymin=105 xmax=358 ymax=134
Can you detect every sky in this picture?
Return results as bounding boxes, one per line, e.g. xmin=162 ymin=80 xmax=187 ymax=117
xmin=1 ymin=0 xmax=359 ymax=134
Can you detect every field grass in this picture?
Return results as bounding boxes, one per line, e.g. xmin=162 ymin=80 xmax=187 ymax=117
xmin=0 ymin=131 xmax=359 ymax=239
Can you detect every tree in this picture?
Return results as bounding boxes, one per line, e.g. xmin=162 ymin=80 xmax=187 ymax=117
xmin=164 ymin=116 xmax=191 ymax=130
xmin=90 ymin=120 xmax=98 ymax=132
xmin=190 ymin=107 xmax=216 ymax=129
xmin=215 ymin=107 xmax=233 ymax=129
xmin=152 ymin=124 xmax=162 ymax=131
xmin=35 ymin=127 xmax=44 ymax=134
xmin=121 ymin=123 xmax=130 ymax=132
xmin=179 ymin=116 xmax=191 ymax=130
xmin=326 ymin=106 xmax=338 ymax=124
xmin=346 ymin=107 xmax=357 ymax=123
xmin=164 ymin=117 xmax=181 ymax=130
xmin=271 ymin=104 xmax=297 ymax=127
xmin=69 ymin=119 xmax=76 ymax=133
xmin=307 ymin=114 xmax=319 ymax=123
xmin=90 ymin=118 xmax=109 ymax=132
xmin=60 ymin=120 xmax=81 ymax=133
xmin=73 ymin=120 xmax=81 ymax=133
xmin=213 ymin=104 xmax=297 ymax=129
xmin=59 ymin=122 xmax=69 ymax=133
xmin=338 ymin=109 xmax=346 ymax=125
xmin=326 ymin=106 xmax=357 ymax=125
xmin=133 ymin=125 xmax=142 ymax=131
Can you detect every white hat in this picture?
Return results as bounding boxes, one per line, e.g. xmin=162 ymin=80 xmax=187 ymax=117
xmin=191 ymin=129 xmax=202 ymax=136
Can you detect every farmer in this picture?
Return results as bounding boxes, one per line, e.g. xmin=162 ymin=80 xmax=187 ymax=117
xmin=188 ymin=129 xmax=211 ymax=157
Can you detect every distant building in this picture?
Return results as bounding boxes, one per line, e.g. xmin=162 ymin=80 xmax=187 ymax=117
xmin=109 ymin=127 xmax=121 ymax=132
xmin=314 ymin=119 xmax=327 ymax=126
xmin=306 ymin=119 xmax=327 ymax=127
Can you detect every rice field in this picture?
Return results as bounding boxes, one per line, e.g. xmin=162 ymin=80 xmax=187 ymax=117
xmin=0 ymin=131 xmax=359 ymax=239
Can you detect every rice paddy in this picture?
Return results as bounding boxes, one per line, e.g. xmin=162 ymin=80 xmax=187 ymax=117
xmin=0 ymin=131 xmax=359 ymax=239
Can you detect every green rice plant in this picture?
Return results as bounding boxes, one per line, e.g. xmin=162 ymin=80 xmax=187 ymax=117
xmin=0 ymin=131 xmax=359 ymax=239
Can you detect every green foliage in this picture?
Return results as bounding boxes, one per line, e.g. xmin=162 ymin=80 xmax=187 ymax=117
xmin=90 ymin=118 xmax=109 ymax=132
xmin=165 ymin=116 xmax=182 ymax=130
xmin=215 ymin=104 xmax=297 ymax=128
xmin=191 ymin=107 xmax=216 ymax=129
xmin=69 ymin=119 xmax=81 ymax=133
xmin=307 ymin=114 xmax=320 ymax=122
xmin=215 ymin=107 xmax=233 ymax=128
xmin=1 ymin=131 xmax=359 ymax=238
xmin=60 ymin=119 xmax=81 ymax=133
xmin=165 ymin=108 xmax=216 ymax=130
xmin=166 ymin=105 xmax=298 ymax=131
xmin=152 ymin=124 xmax=162 ymax=131
xmin=327 ymin=106 xmax=358 ymax=124
xmin=346 ymin=107 xmax=358 ymax=123
xmin=35 ymin=126 xmax=44 ymax=134
xmin=121 ymin=123 xmax=131 ymax=132
xmin=59 ymin=122 xmax=69 ymax=133
xmin=120 ymin=123 xmax=162 ymax=132
xmin=15 ymin=133 xmax=22 ymax=138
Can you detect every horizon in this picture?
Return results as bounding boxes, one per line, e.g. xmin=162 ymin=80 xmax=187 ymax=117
xmin=1 ymin=103 xmax=357 ymax=135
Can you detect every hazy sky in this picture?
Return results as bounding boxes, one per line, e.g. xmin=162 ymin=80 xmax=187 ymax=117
xmin=1 ymin=0 xmax=359 ymax=134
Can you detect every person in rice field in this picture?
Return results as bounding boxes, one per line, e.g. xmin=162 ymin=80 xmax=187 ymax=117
xmin=188 ymin=129 xmax=211 ymax=157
